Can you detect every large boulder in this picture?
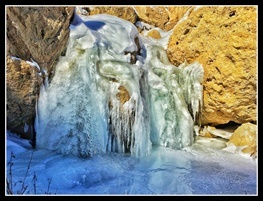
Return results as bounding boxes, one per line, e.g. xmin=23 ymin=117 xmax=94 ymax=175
xmin=226 ymin=122 xmax=257 ymax=158
xmin=6 ymin=56 xmax=42 ymax=139
xmin=167 ymin=6 xmax=257 ymax=125
xmin=6 ymin=6 xmax=74 ymax=139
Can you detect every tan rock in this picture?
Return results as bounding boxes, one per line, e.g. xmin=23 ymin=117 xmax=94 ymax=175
xmin=116 ymin=86 xmax=130 ymax=105
xmin=134 ymin=6 xmax=168 ymax=30
xmin=167 ymin=6 xmax=257 ymax=125
xmin=165 ymin=6 xmax=194 ymax=30
xmin=147 ymin=29 xmax=161 ymax=39
xmin=134 ymin=6 xmax=192 ymax=31
xmin=83 ymin=6 xmax=137 ymax=24
xmin=6 ymin=56 xmax=43 ymax=139
xmin=227 ymin=122 xmax=257 ymax=157
xmin=200 ymin=125 xmax=236 ymax=139
xmin=199 ymin=126 xmax=217 ymax=138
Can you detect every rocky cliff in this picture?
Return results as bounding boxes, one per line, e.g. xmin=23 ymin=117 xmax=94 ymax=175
xmin=6 ymin=6 xmax=74 ymax=139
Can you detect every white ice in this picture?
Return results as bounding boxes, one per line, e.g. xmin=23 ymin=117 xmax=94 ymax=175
xmin=35 ymin=11 xmax=204 ymax=158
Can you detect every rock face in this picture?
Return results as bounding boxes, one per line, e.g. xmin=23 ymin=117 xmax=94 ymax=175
xmin=6 ymin=56 xmax=42 ymax=139
xmin=82 ymin=6 xmax=137 ymax=24
xmin=167 ymin=6 xmax=257 ymax=125
xmin=134 ymin=6 xmax=192 ymax=31
xmin=80 ymin=6 xmax=192 ymax=32
xmin=7 ymin=6 xmax=74 ymax=79
xmin=6 ymin=6 xmax=74 ymax=139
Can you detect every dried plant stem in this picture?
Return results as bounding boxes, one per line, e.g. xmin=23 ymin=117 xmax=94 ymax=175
xmin=45 ymin=178 xmax=52 ymax=194
xmin=6 ymin=151 xmax=15 ymax=194
xmin=20 ymin=150 xmax=34 ymax=194
xmin=32 ymin=171 xmax=37 ymax=194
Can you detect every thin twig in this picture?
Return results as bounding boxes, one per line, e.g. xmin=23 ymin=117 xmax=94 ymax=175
xmin=20 ymin=150 xmax=34 ymax=194
xmin=6 ymin=179 xmax=12 ymax=194
xmin=45 ymin=177 xmax=52 ymax=194
xmin=32 ymin=171 xmax=37 ymax=194
xmin=6 ymin=151 xmax=15 ymax=194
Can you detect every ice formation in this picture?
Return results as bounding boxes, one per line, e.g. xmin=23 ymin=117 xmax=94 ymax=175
xmin=35 ymin=12 xmax=204 ymax=158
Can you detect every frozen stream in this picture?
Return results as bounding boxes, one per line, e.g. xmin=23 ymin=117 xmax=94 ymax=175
xmin=6 ymin=132 xmax=257 ymax=195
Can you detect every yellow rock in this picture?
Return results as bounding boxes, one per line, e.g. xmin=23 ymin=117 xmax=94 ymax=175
xmin=167 ymin=6 xmax=257 ymax=125
xmin=87 ymin=6 xmax=137 ymax=24
xmin=147 ymin=29 xmax=161 ymax=39
xmin=6 ymin=56 xmax=43 ymax=139
xmin=134 ymin=6 xmax=192 ymax=31
xmin=116 ymin=86 xmax=130 ymax=105
xmin=199 ymin=126 xmax=216 ymax=138
xmin=227 ymin=122 xmax=257 ymax=157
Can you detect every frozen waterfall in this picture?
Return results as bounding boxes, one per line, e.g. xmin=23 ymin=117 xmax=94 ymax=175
xmin=35 ymin=13 xmax=204 ymax=158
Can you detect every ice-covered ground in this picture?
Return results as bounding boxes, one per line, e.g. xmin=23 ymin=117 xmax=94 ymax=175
xmin=6 ymin=130 xmax=257 ymax=195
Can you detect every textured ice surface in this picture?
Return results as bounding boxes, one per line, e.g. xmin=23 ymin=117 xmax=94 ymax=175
xmin=6 ymin=133 xmax=257 ymax=195
xmin=35 ymin=13 xmax=203 ymax=157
